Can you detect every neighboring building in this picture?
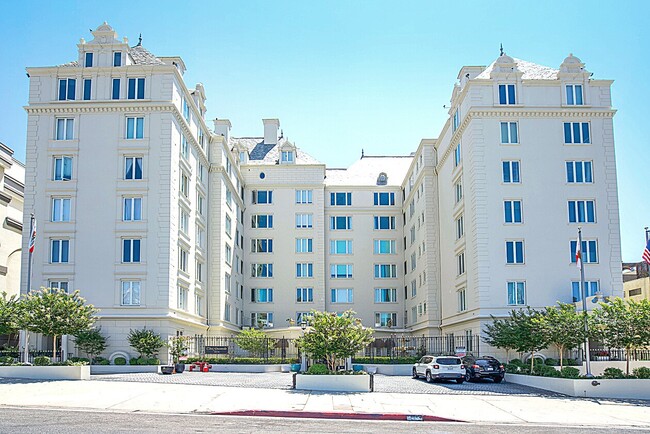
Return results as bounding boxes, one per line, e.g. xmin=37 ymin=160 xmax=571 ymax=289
xmin=21 ymin=23 xmax=623 ymax=360
xmin=623 ymin=262 xmax=650 ymax=301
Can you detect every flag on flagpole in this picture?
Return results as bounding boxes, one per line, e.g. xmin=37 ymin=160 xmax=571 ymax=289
xmin=575 ymin=239 xmax=582 ymax=270
xmin=643 ymin=239 xmax=650 ymax=265
xmin=28 ymin=219 xmax=36 ymax=253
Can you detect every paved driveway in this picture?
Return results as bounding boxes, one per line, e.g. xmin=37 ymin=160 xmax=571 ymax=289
xmin=91 ymin=372 xmax=557 ymax=396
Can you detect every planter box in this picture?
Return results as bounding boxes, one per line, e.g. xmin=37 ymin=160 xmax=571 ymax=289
xmin=209 ymin=364 xmax=283 ymax=373
xmin=295 ymin=373 xmax=371 ymax=392
xmin=0 ymin=365 xmax=90 ymax=380
xmin=507 ymin=373 xmax=650 ymax=400
xmin=91 ymin=365 xmax=159 ymax=375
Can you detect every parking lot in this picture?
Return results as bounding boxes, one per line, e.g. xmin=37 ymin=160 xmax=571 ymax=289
xmin=92 ymin=372 xmax=557 ymax=396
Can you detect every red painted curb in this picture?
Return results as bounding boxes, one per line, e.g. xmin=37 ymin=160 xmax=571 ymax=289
xmin=210 ymin=410 xmax=462 ymax=422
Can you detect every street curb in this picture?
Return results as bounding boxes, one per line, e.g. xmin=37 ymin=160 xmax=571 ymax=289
xmin=211 ymin=410 xmax=463 ymax=422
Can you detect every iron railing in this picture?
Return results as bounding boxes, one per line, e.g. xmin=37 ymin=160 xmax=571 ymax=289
xmin=0 ymin=350 xmax=63 ymax=364
xmin=358 ymin=335 xmax=481 ymax=361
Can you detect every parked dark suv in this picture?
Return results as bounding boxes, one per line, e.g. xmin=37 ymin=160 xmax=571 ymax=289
xmin=462 ymin=356 xmax=505 ymax=383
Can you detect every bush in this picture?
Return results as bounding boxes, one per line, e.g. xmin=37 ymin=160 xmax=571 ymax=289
xmin=560 ymin=367 xmax=580 ymax=378
xmin=505 ymin=363 xmax=522 ymax=374
xmin=0 ymin=356 xmax=15 ymax=365
xmin=94 ymin=356 xmax=110 ymax=365
xmin=544 ymin=358 xmax=558 ymax=366
xmin=146 ymin=358 xmax=160 ymax=365
xmin=69 ymin=357 xmax=90 ymax=364
xmin=114 ymin=357 xmax=126 ymax=365
xmin=185 ymin=357 xmax=296 ymax=365
xmin=33 ymin=356 xmax=51 ymax=366
xmin=602 ymin=367 xmax=625 ymax=379
xmin=564 ymin=358 xmax=579 ymax=366
xmin=633 ymin=367 xmax=650 ymax=379
xmin=306 ymin=364 xmax=330 ymax=375
xmin=129 ymin=357 xmax=140 ymax=365
xmin=533 ymin=364 xmax=559 ymax=377
xmin=352 ymin=356 xmax=418 ymax=365
xmin=127 ymin=328 xmax=165 ymax=359
xmin=509 ymin=359 xmax=525 ymax=367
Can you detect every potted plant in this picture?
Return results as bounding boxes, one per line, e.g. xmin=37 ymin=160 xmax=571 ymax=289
xmin=168 ymin=336 xmax=190 ymax=373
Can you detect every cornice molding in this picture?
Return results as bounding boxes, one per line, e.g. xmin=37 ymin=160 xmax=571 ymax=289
xmin=24 ymin=103 xmax=174 ymax=114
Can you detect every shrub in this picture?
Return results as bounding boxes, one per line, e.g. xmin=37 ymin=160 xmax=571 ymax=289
xmin=129 ymin=357 xmax=140 ymax=365
xmin=509 ymin=359 xmax=525 ymax=367
xmin=602 ymin=367 xmax=625 ymax=379
xmin=633 ymin=367 xmax=650 ymax=379
xmin=505 ymin=363 xmax=522 ymax=374
xmin=352 ymin=356 xmax=418 ymax=365
xmin=544 ymin=358 xmax=558 ymax=366
xmin=560 ymin=367 xmax=580 ymax=378
xmin=564 ymin=358 xmax=579 ymax=366
xmin=533 ymin=364 xmax=559 ymax=377
xmin=69 ymin=357 xmax=90 ymax=364
xmin=94 ymin=356 xmax=110 ymax=365
xmin=114 ymin=357 xmax=127 ymax=365
xmin=0 ymin=356 xmax=15 ymax=365
xmin=127 ymin=328 xmax=166 ymax=359
xmin=185 ymin=356 xmax=297 ymax=365
xmin=34 ymin=356 xmax=51 ymax=366
xmin=146 ymin=358 xmax=160 ymax=365
xmin=306 ymin=364 xmax=329 ymax=375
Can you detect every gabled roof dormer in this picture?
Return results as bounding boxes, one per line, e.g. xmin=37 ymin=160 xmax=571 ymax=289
xmin=279 ymin=140 xmax=296 ymax=164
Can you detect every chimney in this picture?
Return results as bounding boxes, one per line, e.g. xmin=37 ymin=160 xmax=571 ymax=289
xmin=262 ymin=118 xmax=280 ymax=145
xmin=214 ymin=119 xmax=231 ymax=142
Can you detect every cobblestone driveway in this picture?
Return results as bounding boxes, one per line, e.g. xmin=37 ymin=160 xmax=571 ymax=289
xmin=92 ymin=372 xmax=557 ymax=396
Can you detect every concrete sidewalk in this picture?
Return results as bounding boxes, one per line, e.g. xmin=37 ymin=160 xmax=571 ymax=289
xmin=0 ymin=379 xmax=649 ymax=428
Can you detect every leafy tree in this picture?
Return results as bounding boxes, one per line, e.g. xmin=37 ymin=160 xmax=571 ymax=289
xmin=508 ymin=307 xmax=550 ymax=373
xmin=295 ymin=310 xmax=374 ymax=372
xmin=236 ymin=327 xmax=274 ymax=357
xmin=538 ymin=303 xmax=588 ymax=370
xmin=18 ymin=287 xmax=98 ymax=361
xmin=482 ymin=316 xmax=518 ymax=361
xmin=591 ymin=298 xmax=650 ymax=375
xmin=127 ymin=328 xmax=166 ymax=359
xmin=74 ymin=327 xmax=108 ymax=363
xmin=0 ymin=291 xmax=21 ymax=338
xmin=168 ymin=335 xmax=190 ymax=363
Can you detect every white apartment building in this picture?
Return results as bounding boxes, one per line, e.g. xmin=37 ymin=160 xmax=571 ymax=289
xmin=21 ymin=24 xmax=622 ymax=359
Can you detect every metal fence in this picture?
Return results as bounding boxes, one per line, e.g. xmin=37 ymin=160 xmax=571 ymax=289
xmin=188 ymin=335 xmax=300 ymax=362
xmin=588 ymin=347 xmax=650 ymax=362
xmin=358 ymin=335 xmax=481 ymax=361
xmin=0 ymin=350 xmax=63 ymax=364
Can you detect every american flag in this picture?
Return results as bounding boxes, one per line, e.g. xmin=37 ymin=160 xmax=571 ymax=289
xmin=643 ymin=239 xmax=650 ymax=265
xmin=28 ymin=220 xmax=36 ymax=253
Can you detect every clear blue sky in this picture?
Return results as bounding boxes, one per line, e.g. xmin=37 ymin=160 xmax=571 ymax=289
xmin=0 ymin=0 xmax=648 ymax=262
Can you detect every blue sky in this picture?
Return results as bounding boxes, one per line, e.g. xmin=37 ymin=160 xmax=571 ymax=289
xmin=0 ymin=1 xmax=648 ymax=261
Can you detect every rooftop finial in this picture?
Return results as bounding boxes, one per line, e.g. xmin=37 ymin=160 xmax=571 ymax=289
xmin=137 ymin=33 xmax=142 ymax=46
xmin=500 ymin=43 xmax=504 ymax=56
xmin=361 ymin=148 xmax=365 ymax=158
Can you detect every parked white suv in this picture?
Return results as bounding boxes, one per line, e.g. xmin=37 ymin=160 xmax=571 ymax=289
xmin=412 ymin=355 xmax=466 ymax=384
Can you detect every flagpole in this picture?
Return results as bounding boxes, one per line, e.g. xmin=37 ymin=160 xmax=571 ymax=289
xmin=23 ymin=213 xmax=35 ymax=364
xmin=578 ymin=227 xmax=593 ymax=378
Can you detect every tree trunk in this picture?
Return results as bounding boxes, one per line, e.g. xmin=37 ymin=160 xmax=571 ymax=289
xmin=626 ymin=347 xmax=631 ymax=376
xmin=559 ymin=345 xmax=564 ymax=370
xmin=52 ymin=335 xmax=58 ymax=363
xmin=530 ymin=351 xmax=535 ymax=373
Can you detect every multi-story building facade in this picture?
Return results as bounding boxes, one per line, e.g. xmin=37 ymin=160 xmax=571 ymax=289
xmin=21 ymin=24 xmax=622 ymax=360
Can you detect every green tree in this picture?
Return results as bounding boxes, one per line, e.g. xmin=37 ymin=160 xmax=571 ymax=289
xmin=74 ymin=327 xmax=108 ymax=363
xmin=538 ymin=303 xmax=587 ymax=370
xmin=509 ymin=307 xmax=550 ymax=373
xmin=168 ymin=336 xmax=190 ymax=363
xmin=0 ymin=291 xmax=21 ymax=339
xmin=482 ymin=316 xmax=518 ymax=362
xmin=127 ymin=328 xmax=166 ymax=359
xmin=591 ymin=298 xmax=650 ymax=375
xmin=19 ymin=287 xmax=98 ymax=361
xmin=295 ymin=310 xmax=374 ymax=372
xmin=235 ymin=327 xmax=274 ymax=357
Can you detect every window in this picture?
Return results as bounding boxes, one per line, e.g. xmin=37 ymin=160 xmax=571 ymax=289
xmin=374 ymin=264 xmax=397 ymax=278
xmin=179 ymin=208 xmax=189 ymax=234
xmin=566 ymin=161 xmax=593 ymax=183
xmin=225 ymin=273 xmax=232 ymax=293
xmin=502 ymin=161 xmax=520 ymax=183
xmin=180 ymin=173 xmax=189 ymax=197
xmin=295 ymin=190 xmax=313 ymax=204
xmin=58 ymin=79 xmax=76 ymax=100
xmin=196 ymin=294 xmax=203 ymax=316
xmin=330 ymin=192 xmax=352 ymax=206
xmin=500 ymin=122 xmax=518 ymax=144
xmin=56 ymin=118 xmax=74 ymax=140
xmin=458 ymin=288 xmax=467 ymax=312
xmin=126 ymin=117 xmax=144 ymax=139
xmin=281 ymin=150 xmax=294 ymax=163
xmin=113 ymin=51 xmax=122 ymax=67
xmin=223 ymin=302 xmax=230 ymax=321
xmin=572 ymin=281 xmax=599 ymax=302
xmin=570 ymin=240 xmax=598 ymax=264
xmin=410 ymin=252 xmax=416 ymax=271
xmin=375 ymin=288 xmax=397 ymax=303
xmin=507 ymin=281 xmax=526 ymax=305
xmin=112 ymin=78 xmax=120 ymax=99
xmin=504 ymin=200 xmax=522 ymax=224
xmin=251 ymin=214 xmax=273 ymax=228
xmin=375 ymin=312 xmax=397 ymax=327
xmin=178 ymin=248 xmax=188 ymax=272
xmin=251 ymin=288 xmax=273 ymax=303
xmin=568 ymin=200 xmax=596 ymax=223
xmin=196 ymin=226 xmax=205 ymax=250
xmin=84 ymin=52 xmax=93 ymax=67
xmin=83 ymin=79 xmax=91 ymax=100
xmin=50 ymin=239 xmax=70 ymax=264
xmin=564 ymin=122 xmax=590 ymax=144
xmin=225 ymin=189 xmax=232 ymax=208
xmin=251 ymin=263 xmax=273 ymax=278
xmin=330 ymin=264 xmax=353 ymax=279
xmin=53 ymin=156 xmax=72 ymax=181
xmin=181 ymin=135 xmax=189 ymax=159
xmin=121 ymin=281 xmax=141 ymax=306
xmin=566 ymin=84 xmax=584 ymax=106
xmin=411 ymin=280 xmax=416 ymax=297
xmin=251 ymin=312 xmax=273 ymax=327
xmin=124 ymin=157 xmax=143 ymax=180
xmin=296 ymin=238 xmax=313 ymax=253
xmin=506 ymin=241 xmax=525 ymax=264
xmin=374 ymin=239 xmax=395 ymax=254
xmin=196 ymin=261 xmax=203 ymax=282
xmin=498 ymin=84 xmax=516 ymax=105
xmin=225 ymin=215 xmax=232 ymax=237
xmin=296 ymin=262 xmax=313 ymax=278
xmin=374 ymin=216 xmax=395 ymax=230
xmin=330 ymin=216 xmax=352 ymax=230
xmin=48 ymin=281 xmax=69 ymax=293
xmin=455 ymin=214 xmax=464 ymax=239
xmin=51 ymin=197 xmax=71 ymax=222
xmin=197 ymin=194 xmax=205 ymax=216
xmin=296 ymin=213 xmax=313 ymax=229
xmin=252 ymin=190 xmax=273 ymax=204
xmin=374 ymin=192 xmax=395 ymax=206
xmin=331 ymin=288 xmax=353 ymax=303
xmin=454 ymin=180 xmax=463 ymax=204
xmin=120 ymin=239 xmax=140 ymax=263
xmin=457 ymin=252 xmax=465 ymax=275
xmin=225 ymin=244 xmax=232 ymax=264
xmin=123 ymin=197 xmax=142 ymax=221
xmin=198 ymin=163 xmax=205 ymax=184
xmin=295 ymin=287 xmax=313 ymax=303
xmin=177 ymin=286 xmax=188 ymax=310
xmin=452 ymin=108 xmax=460 ymax=132
xmin=453 ymin=143 xmax=461 ymax=167
xmin=251 ymin=238 xmax=273 ymax=253
xmin=127 ymin=78 xmax=145 ymax=99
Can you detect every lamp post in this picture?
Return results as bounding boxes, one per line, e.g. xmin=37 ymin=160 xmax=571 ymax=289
xmin=300 ymin=319 xmax=307 ymax=372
